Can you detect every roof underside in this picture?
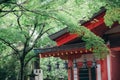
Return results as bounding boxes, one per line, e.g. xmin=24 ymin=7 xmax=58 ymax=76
xmin=34 ymin=43 xmax=85 ymax=53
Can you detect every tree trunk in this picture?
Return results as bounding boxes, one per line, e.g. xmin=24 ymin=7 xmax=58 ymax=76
xmin=20 ymin=59 xmax=24 ymax=80
xmin=34 ymin=55 xmax=40 ymax=69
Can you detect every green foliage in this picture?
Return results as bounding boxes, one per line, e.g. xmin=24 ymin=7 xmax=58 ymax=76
xmin=0 ymin=55 xmax=18 ymax=80
xmin=104 ymin=8 xmax=120 ymax=27
xmin=0 ymin=68 xmax=8 ymax=80
xmin=101 ymin=0 xmax=120 ymax=27
xmin=103 ymin=0 xmax=120 ymax=8
xmin=0 ymin=42 xmax=6 ymax=51
xmin=55 ymin=11 xmax=80 ymax=33
xmin=35 ymin=35 xmax=56 ymax=48
xmin=0 ymin=27 xmax=25 ymax=43
xmin=40 ymin=57 xmax=67 ymax=79
xmin=81 ymin=27 xmax=109 ymax=58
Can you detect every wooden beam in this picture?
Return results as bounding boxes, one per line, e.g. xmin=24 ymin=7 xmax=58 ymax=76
xmin=55 ymin=33 xmax=78 ymax=46
xmin=111 ymin=47 xmax=120 ymax=51
xmin=84 ymin=12 xmax=105 ymax=30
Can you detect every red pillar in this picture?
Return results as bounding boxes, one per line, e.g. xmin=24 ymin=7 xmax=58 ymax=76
xmin=111 ymin=51 xmax=120 ymax=80
xmin=68 ymin=59 xmax=73 ymax=80
xmin=100 ymin=58 xmax=108 ymax=80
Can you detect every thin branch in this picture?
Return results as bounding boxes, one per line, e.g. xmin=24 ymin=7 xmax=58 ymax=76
xmin=1 ymin=9 xmax=24 ymax=12
xmin=0 ymin=1 xmax=28 ymax=13
xmin=41 ymin=27 xmax=54 ymax=38
xmin=14 ymin=11 xmax=30 ymax=55
xmin=28 ymin=27 xmax=54 ymax=52
xmin=25 ymin=24 xmax=46 ymax=53
xmin=0 ymin=5 xmax=6 ymax=10
xmin=0 ymin=12 xmax=9 ymax=17
xmin=24 ymin=55 xmax=37 ymax=67
xmin=2 ymin=1 xmax=59 ymax=14
xmin=0 ymin=51 xmax=20 ymax=59
xmin=5 ymin=0 xmax=28 ymax=5
xmin=0 ymin=1 xmax=62 ymax=20
xmin=32 ymin=24 xmax=46 ymax=44
xmin=17 ymin=16 xmax=22 ymax=30
xmin=12 ymin=3 xmax=55 ymax=17
xmin=0 ymin=1 xmax=27 ymax=17
xmin=29 ymin=20 xmax=38 ymax=38
xmin=14 ymin=13 xmax=29 ymax=57
xmin=61 ymin=9 xmax=77 ymax=20
xmin=0 ymin=5 xmax=16 ymax=17
xmin=14 ymin=11 xmax=23 ymax=31
xmin=0 ymin=38 xmax=18 ymax=53
xmin=13 ymin=3 xmax=40 ymax=14
xmin=27 ymin=27 xmax=54 ymax=53
xmin=0 ymin=53 xmax=13 ymax=58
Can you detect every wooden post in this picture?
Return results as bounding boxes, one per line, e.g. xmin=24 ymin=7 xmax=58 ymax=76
xmin=68 ymin=59 xmax=73 ymax=80
xmin=89 ymin=67 xmax=92 ymax=80
xmin=100 ymin=58 xmax=108 ymax=80
xmin=111 ymin=51 xmax=120 ymax=80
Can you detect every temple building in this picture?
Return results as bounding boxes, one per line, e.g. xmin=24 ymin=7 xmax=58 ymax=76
xmin=34 ymin=7 xmax=120 ymax=80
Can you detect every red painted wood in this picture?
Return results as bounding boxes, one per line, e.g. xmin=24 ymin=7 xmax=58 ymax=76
xmin=77 ymin=61 xmax=92 ymax=67
xmin=55 ymin=33 xmax=78 ymax=46
xmin=55 ymin=33 xmax=70 ymax=42
xmin=68 ymin=59 xmax=73 ymax=80
xmin=83 ymin=13 xmax=105 ymax=29
xmin=75 ymin=60 xmax=100 ymax=68
xmin=91 ymin=23 xmax=107 ymax=36
xmin=100 ymin=58 xmax=108 ymax=80
xmin=40 ymin=48 xmax=92 ymax=59
xmin=77 ymin=62 xmax=83 ymax=67
xmin=111 ymin=47 xmax=120 ymax=51
xmin=111 ymin=51 xmax=120 ymax=80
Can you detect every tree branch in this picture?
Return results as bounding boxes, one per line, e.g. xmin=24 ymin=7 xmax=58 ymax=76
xmin=24 ymin=26 xmax=54 ymax=59
xmin=0 ymin=6 xmax=16 ymax=17
xmin=0 ymin=53 xmax=13 ymax=58
xmin=14 ymin=11 xmax=30 ymax=56
xmin=0 ymin=9 xmax=24 ymax=12
xmin=41 ymin=27 xmax=54 ymax=38
xmin=0 ymin=51 xmax=20 ymax=59
xmin=27 ymin=27 xmax=54 ymax=53
xmin=14 ymin=11 xmax=23 ymax=31
xmin=29 ymin=20 xmax=38 ymax=38
xmin=25 ymin=24 xmax=45 ymax=53
xmin=24 ymin=55 xmax=37 ymax=67
xmin=0 ymin=38 xmax=18 ymax=53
